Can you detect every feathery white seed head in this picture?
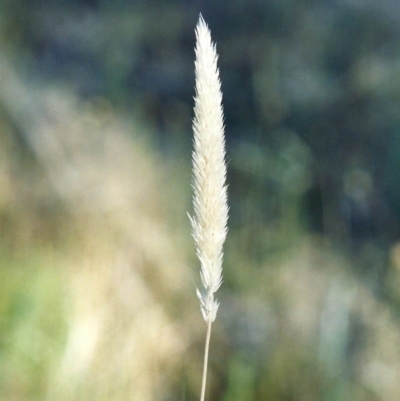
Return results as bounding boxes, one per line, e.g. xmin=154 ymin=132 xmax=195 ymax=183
xmin=191 ymin=15 xmax=228 ymax=323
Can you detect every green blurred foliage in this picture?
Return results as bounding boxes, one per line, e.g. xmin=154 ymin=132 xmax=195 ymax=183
xmin=0 ymin=248 xmax=66 ymax=400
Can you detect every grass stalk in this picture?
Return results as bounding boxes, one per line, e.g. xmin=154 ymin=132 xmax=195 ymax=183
xmin=200 ymin=317 xmax=212 ymax=401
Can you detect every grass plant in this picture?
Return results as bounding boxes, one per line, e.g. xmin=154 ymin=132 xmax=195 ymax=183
xmin=190 ymin=15 xmax=228 ymax=401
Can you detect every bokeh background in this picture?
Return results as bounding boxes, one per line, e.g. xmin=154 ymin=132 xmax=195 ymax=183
xmin=2 ymin=0 xmax=400 ymax=400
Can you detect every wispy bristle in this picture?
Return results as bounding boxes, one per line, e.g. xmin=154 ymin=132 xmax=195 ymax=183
xmin=190 ymin=15 xmax=228 ymax=323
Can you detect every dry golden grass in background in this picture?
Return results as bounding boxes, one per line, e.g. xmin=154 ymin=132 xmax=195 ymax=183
xmin=39 ymin=105 xmax=198 ymax=401
xmin=0 ymin=54 xmax=205 ymax=400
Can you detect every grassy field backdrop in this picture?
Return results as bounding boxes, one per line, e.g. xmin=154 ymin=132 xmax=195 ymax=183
xmin=2 ymin=1 xmax=400 ymax=400
xmin=1 ymin=66 xmax=400 ymax=401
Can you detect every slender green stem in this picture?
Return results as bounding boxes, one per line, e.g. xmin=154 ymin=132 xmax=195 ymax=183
xmin=200 ymin=317 xmax=213 ymax=401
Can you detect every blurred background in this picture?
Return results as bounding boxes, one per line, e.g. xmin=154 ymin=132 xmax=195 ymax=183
xmin=2 ymin=0 xmax=400 ymax=400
